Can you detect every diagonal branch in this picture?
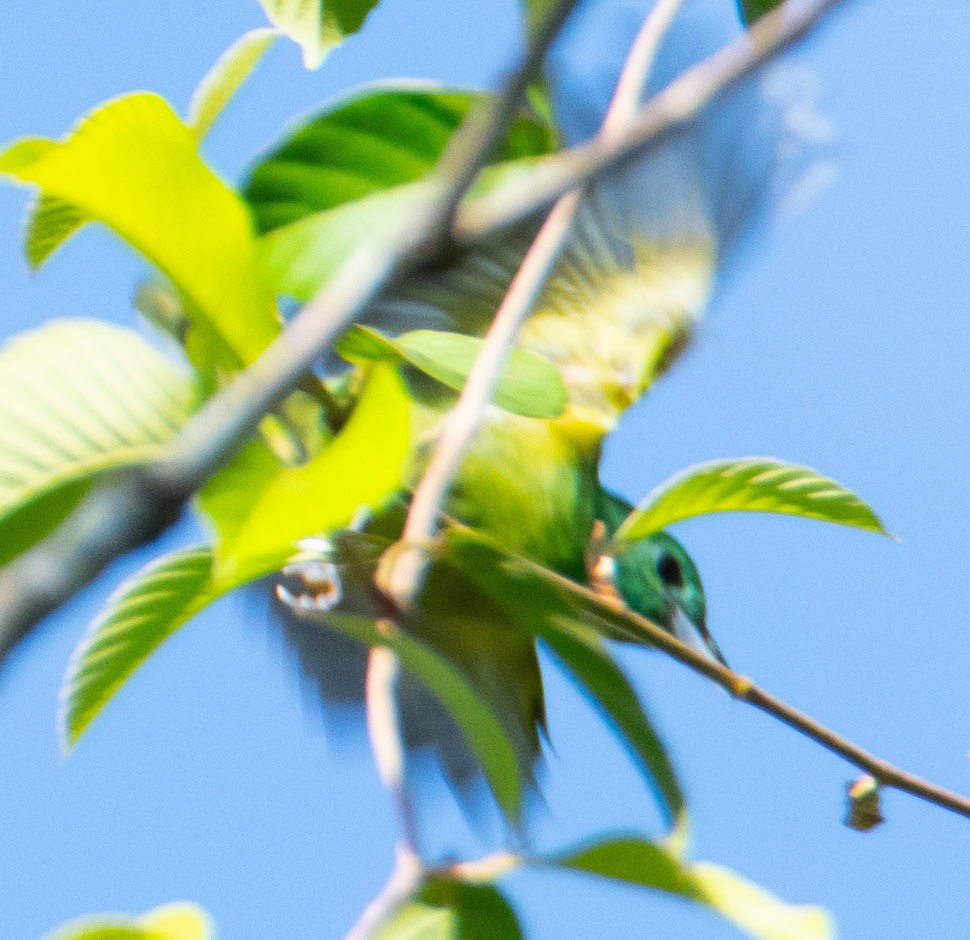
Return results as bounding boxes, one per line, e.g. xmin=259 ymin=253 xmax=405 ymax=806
xmin=0 ymin=0 xmax=851 ymax=669
xmin=382 ymin=0 xmax=688 ymax=608
xmin=516 ymin=552 xmax=970 ymax=821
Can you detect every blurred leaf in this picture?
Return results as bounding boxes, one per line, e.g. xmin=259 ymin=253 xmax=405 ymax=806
xmin=243 ymin=83 xmax=554 ymax=233
xmin=616 ymin=458 xmax=890 ymax=542
xmin=737 ymin=0 xmax=783 ymax=25
xmin=555 ymin=837 xmax=834 ymax=940
xmin=202 ymin=362 xmax=409 ymax=583
xmin=374 ymin=902 xmax=455 ymax=939
xmin=339 ymin=327 xmax=567 ymax=419
xmin=0 ymin=93 xmax=279 ymax=368
xmin=260 ymin=157 xmax=540 ymax=303
xmin=324 ymin=612 xmax=524 ymax=822
xmin=444 ymin=530 xmax=685 ymax=833
xmin=257 ymin=0 xmax=381 ymax=68
xmin=59 ymin=549 xmax=219 ymax=748
xmin=188 ymin=27 xmax=280 ymax=139
xmin=420 ymin=880 xmax=523 ymax=939
xmin=24 ymin=193 xmax=87 ymax=267
xmin=43 ymin=902 xmax=213 ymax=940
xmin=0 ymin=319 xmax=194 ymax=560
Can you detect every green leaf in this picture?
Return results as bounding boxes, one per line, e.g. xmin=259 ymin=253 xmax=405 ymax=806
xmin=24 ymin=193 xmax=87 ymax=267
xmin=243 ymin=83 xmax=555 ymax=234
xmin=0 ymin=319 xmax=195 ymax=560
xmin=374 ymin=902 xmax=455 ymax=940
xmin=188 ymin=27 xmax=280 ymax=139
xmin=43 ymin=902 xmax=213 ymax=940
xmin=59 ymin=549 xmax=220 ymax=749
xmin=325 ymin=612 xmax=524 ymax=822
xmin=257 ymin=0 xmax=381 ymax=68
xmin=201 ymin=362 xmax=410 ymax=583
xmin=0 ymin=93 xmax=279 ymax=368
xmin=339 ymin=327 xmax=567 ymax=419
xmin=555 ymin=837 xmax=833 ymax=940
xmin=444 ymin=530 xmax=685 ymax=834
xmin=420 ymin=880 xmax=523 ymax=940
xmin=616 ymin=458 xmax=890 ymax=542
xmin=737 ymin=0 xmax=783 ymax=25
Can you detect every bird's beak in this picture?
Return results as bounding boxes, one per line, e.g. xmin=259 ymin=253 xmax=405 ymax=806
xmin=670 ymin=604 xmax=728 ymax=668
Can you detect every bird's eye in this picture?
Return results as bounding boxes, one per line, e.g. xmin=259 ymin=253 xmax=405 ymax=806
xmin=656 ymin=551 xmax=683 ymax=588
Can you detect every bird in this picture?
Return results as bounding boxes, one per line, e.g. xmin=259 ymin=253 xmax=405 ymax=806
xmin=274 ymin=0 xmax=824 ymax=813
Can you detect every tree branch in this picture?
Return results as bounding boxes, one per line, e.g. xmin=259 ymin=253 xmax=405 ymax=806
xmin=382 ymin=0 xmax=687 ymax=607
xmin=0 ymin=0 xmax=850 ymax=667
xmin=516 ymin=553 xmax=970 ymax=822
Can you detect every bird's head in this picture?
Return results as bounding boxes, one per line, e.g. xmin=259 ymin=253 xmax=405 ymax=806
xmin=609 ymin=528 xmax=726 ymax=667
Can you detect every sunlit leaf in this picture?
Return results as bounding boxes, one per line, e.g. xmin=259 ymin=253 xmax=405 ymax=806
xmin=339 ymin=327 xmax=567 ymax=419
xmin=555 ymin=837 xmax=834 ymax=940
xmin=616 ymin=458 xmax=890 ymax=542
xmin=42 ymin=902 xmax=213 ymax=940
xmin=201 ymin=362 xmax=409 ymax=583
xmin=374 ymin=902 xmax=454 ymax=940
xmin=257 ymin=0 xmax=381 ymax=68
xmin=444 ymin=530 xmax=685 ymax=833
xmin=188 ymin=27 xmax=280 ymax=139
xmin=324 ymin=612 xmax=524 ymax=822
xmin=0 ymin=319 xmax=195 ymax=561
xmin=0 ymin=93 xmax=279 ymax=368
xmin=243 ymin=83 xmax=554 ymax=233
xmin=59 ymin=549 xmax=219 ymax=748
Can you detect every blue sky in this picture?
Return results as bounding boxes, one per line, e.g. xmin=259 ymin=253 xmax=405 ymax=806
xmin=2 ymin=1 xmax=970 ymax=938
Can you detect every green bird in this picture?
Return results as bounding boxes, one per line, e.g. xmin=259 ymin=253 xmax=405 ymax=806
xmin=276 ymin=0 xmax=819 ymax=802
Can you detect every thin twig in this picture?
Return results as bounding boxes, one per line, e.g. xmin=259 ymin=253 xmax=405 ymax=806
xmin=0 ymin=0 xmax=850 ymax=667
xmin=383 ymin=0 xmax=686 ymax=606
xmin=366 ymin=640 xmax=420 ymax=852
xmin=514 ymin=552 xmax=970 ymax=821
xmin=457 ymin=0 xmax=849 ymax=243
xmin=344 ymin=842 xmax=423 ymax=940
xmin=384 ymin=190 xmax=582 ymax=605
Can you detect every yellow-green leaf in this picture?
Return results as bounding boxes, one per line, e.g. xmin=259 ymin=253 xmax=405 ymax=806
xmin=339 ymin=327 xmax=567 ymax=419
xmin=42 ymin=902 xmax=213 ymax=940
xmin=0 ymin=93 xmax=279 ymax=368
xmin=204 ymin=362 xmax=410 ymax=583
xmin=617 ymin=458 xmax=890 ymax=542
xmin=0 ymin=319 xmax=195 ymax=562
xmin=556 ymin=837 xmax=833 ymax=940
xmin=188 ymin=27 xmax=280 ymax=140
xmin=59 ymin=549 xmax=219 ymax=748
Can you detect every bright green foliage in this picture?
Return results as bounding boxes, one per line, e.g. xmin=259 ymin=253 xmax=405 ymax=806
xmin=0 ymin=320 xmax=195 ymax=563
xmin=200 ymin=362 xmax=410 ymax=583
xmin=556 ymin=838 xmax=833 ymax=940
xmin=258 ymin=0 xmax=382 ymax=68
xmin=375 ymin=880 xmax=522 ymax=939
xmin=737 ymin=0 xmax=784 ymax=25
xmin=339 ymin=327 xmax=568 ymax=419
xmin=617 ymin=458 xmax=889 ymax=542
xmin=188 ymin=27 xmax=281 ymax=139
xmin=325 ymin=613 xmax=525 ymax=822
xmin=43 ymin=903 xmax=213 ymax=940
xmin=243 ymin=83 xmax=555 ymax=234
xmin=0 ymin=94 xmax=280 ymax=370
xmin=59 ymin=549 xmax=218 ymax=749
